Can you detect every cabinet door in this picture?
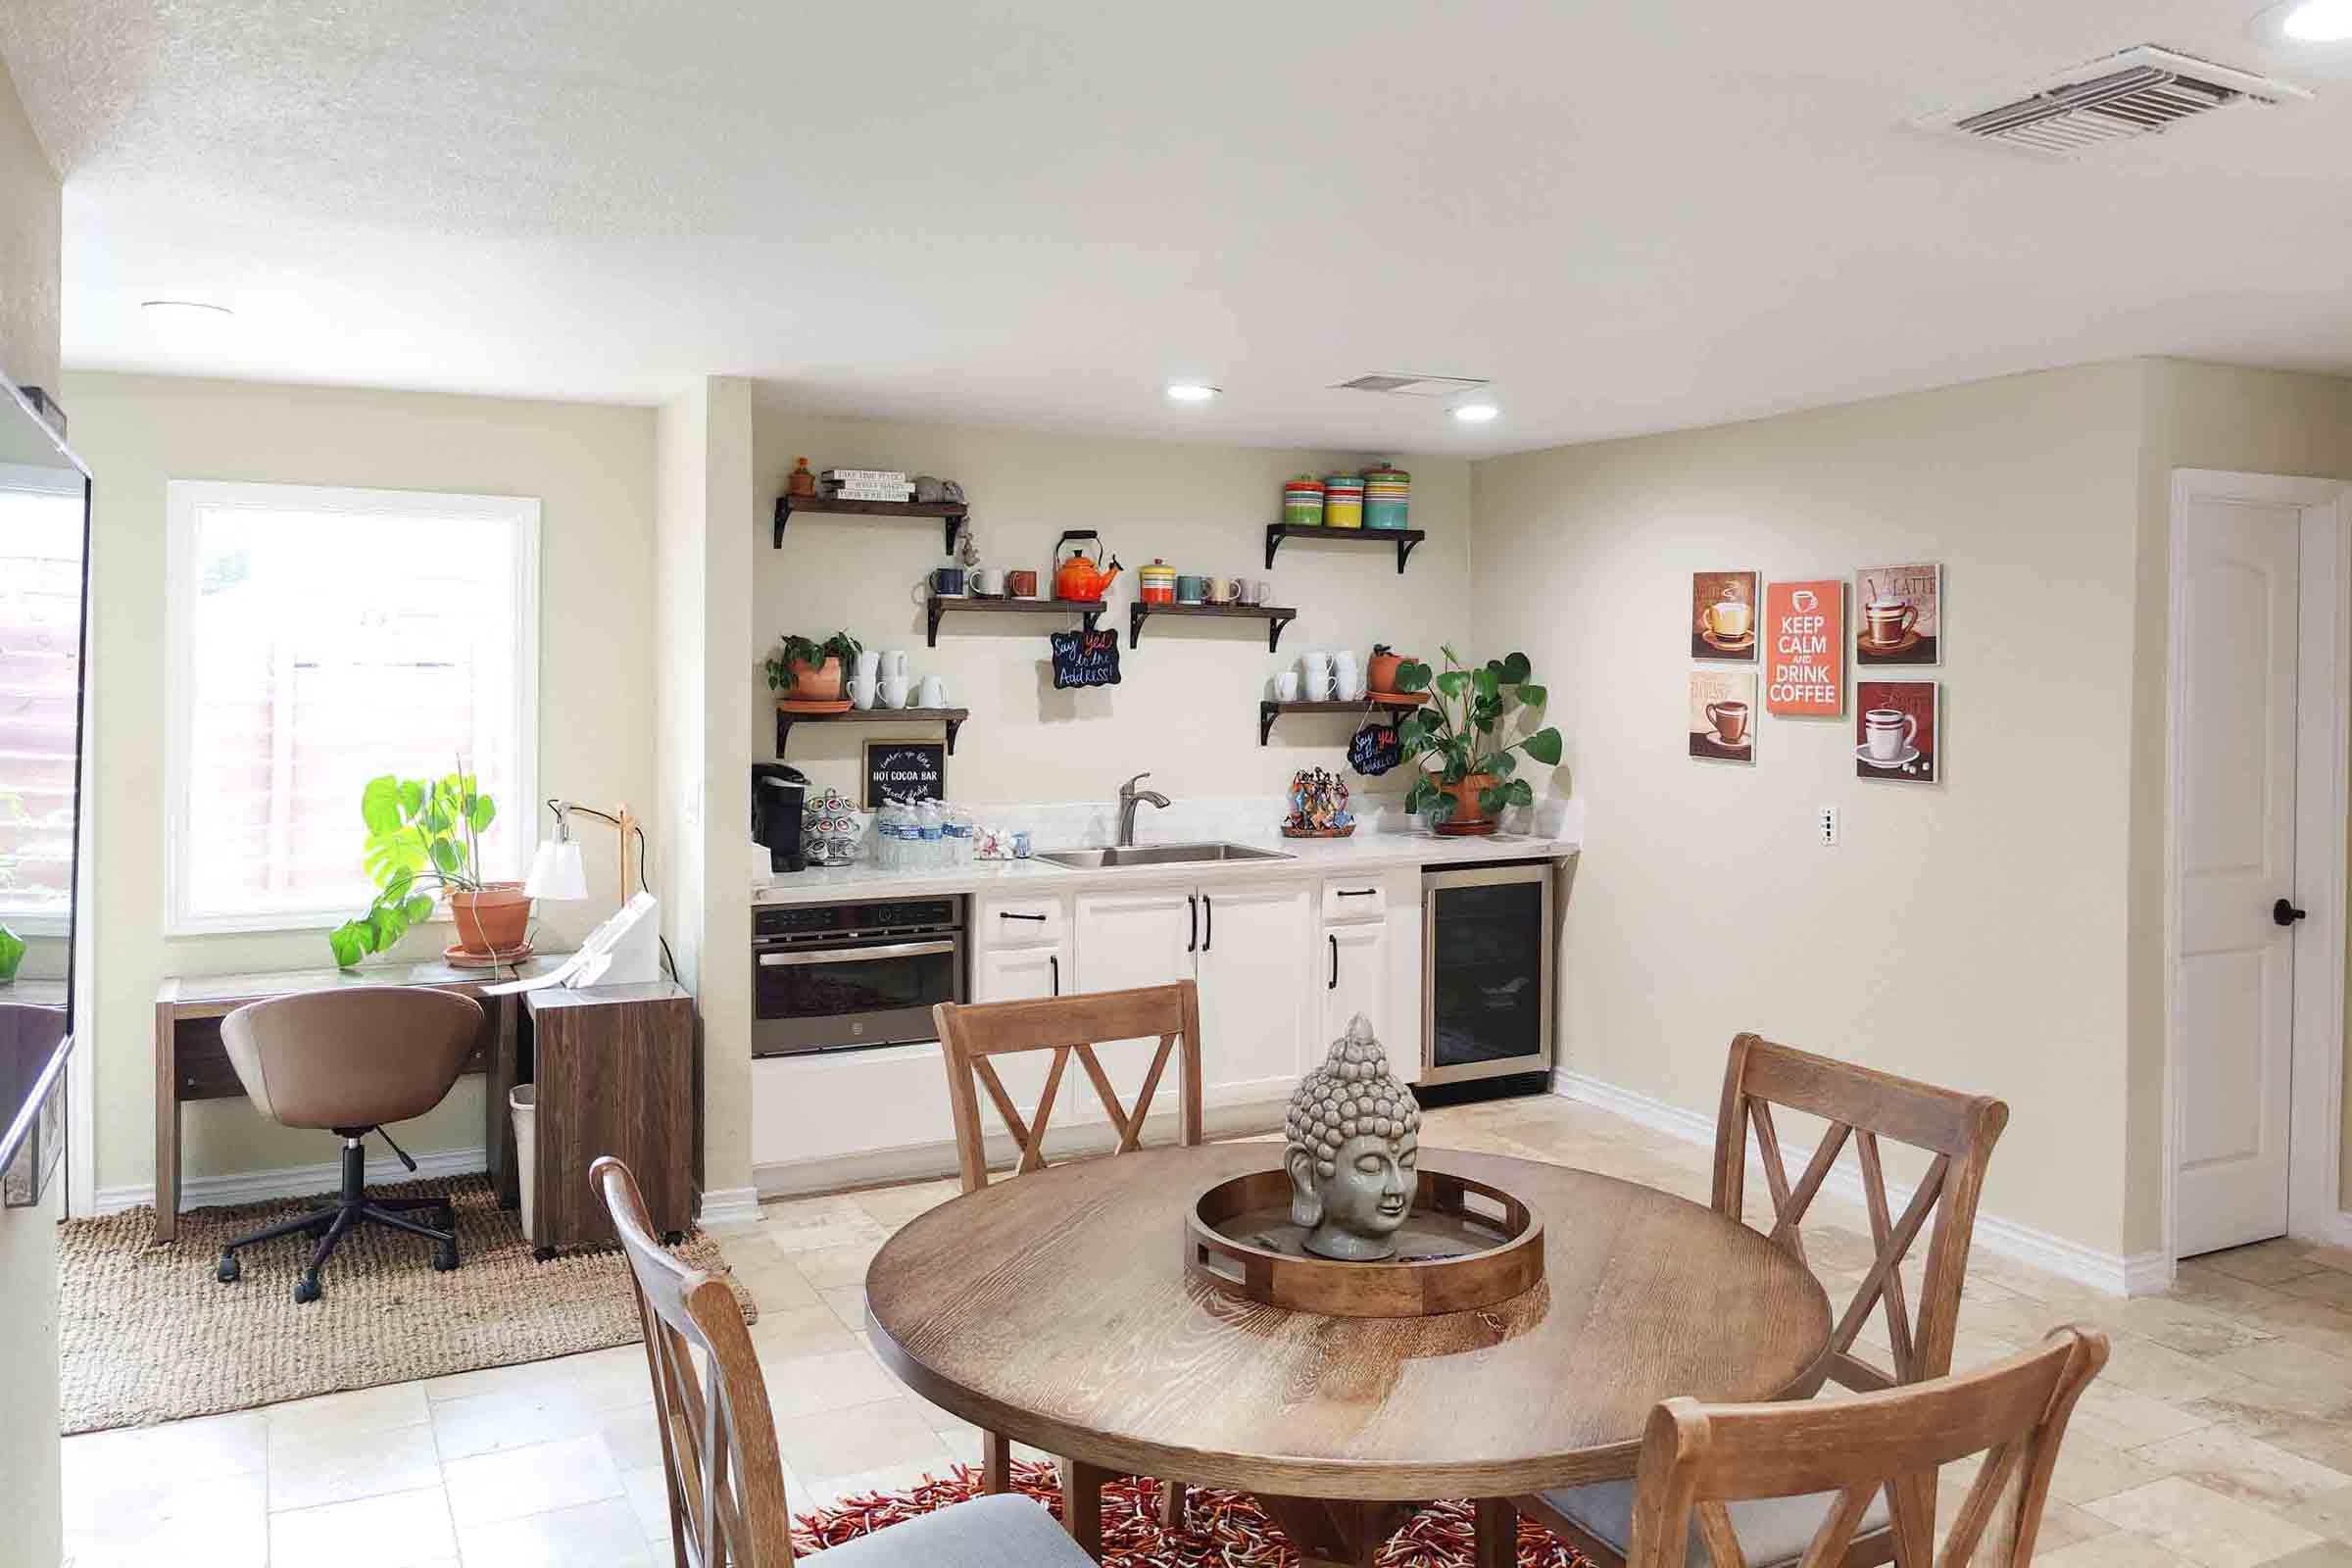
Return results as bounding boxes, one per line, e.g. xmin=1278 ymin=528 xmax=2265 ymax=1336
xmin=1072 ymin=889 xmax=1200 ymax=1115
xmin=1321 ymin=919 xmax=1391 ymax=1048
xmin=1197 ymin=880 xmax=1315 ymax=1102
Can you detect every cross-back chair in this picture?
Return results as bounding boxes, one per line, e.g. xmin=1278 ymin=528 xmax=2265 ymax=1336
xmin=592 ymin=1155 xmax=1097 ymax=1568
xmin=1624 ymin=1326 xmax=2106 ymax=1568
xmin=1520 ymin=1033 xmax=2009 ymax=1567
xmin=931 ymin=981 xmax=1205 ymax=1543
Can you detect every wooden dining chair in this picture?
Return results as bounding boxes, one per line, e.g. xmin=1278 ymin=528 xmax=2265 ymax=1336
xmin=1622 ymin=1326 xmax=2107 ymax=1568
xmin=931 ymin=981 xmax=1205 ymax=1543
xmin=591 ymin=1155 xmax=1100 ymax=1568
xmin=1518 ymin=1033 xmax=2009 ymax=1567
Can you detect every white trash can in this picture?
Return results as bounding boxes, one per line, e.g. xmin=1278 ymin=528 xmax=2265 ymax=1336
xmin=510 ymin=1084 xmax=537 ymax=1242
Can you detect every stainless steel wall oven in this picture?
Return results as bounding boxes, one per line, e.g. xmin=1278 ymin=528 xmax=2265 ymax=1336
xmin=752 ymin=898 xmax=966 ymax=1055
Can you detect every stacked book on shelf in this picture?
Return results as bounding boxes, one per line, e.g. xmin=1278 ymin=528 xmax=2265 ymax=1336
xmin=822 ymin=467 xmax=913 ymax=502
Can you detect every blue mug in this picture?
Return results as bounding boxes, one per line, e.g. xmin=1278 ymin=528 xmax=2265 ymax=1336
xmin=931 ymin=566 xmax=966 ymax=597
xmin=1175 ymin=574 xmax=1207 ymax=604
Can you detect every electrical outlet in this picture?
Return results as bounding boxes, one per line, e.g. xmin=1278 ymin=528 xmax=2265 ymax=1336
xmin=1818 ymin=805 xmax=1839 ymax=847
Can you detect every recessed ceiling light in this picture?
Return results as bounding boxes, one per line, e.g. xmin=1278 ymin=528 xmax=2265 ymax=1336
xmin=1164 ymin=382 xmax=1219 ymax=403
xmin=1450 ymin=401 xmax=1500 ymax=423
xmin=141 ymin=299 xmax=234 ymax=321
xmin=2279 ymin=0 xmax=2352 ymax=40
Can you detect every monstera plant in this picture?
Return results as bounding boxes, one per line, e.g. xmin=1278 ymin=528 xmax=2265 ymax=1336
xmin=329 ymin=768 xmax=516 ymax=967
xmin=1394 ymin=649 xmax=1562 ymax=835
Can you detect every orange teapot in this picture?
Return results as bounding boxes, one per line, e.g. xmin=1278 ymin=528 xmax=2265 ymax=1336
xmin=1054 ymin=530 xmax=1122 ymax=602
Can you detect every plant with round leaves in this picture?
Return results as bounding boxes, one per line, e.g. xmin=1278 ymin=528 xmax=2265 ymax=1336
xmin=327 ymin=766 xmax=498 ymax=968
xmin=1391 ymin=647 xmax=1561 ymax=823
xmin=765 ymin=630 xmax=863 ymax=693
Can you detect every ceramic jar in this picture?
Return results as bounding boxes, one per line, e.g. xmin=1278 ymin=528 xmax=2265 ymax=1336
xmin=1323 ymin=473 xmax=1365 ymax=529
xmin=1364 ymin=464 xmax=1410 ymax=530
xmin=1283 ymin=475 xmax=1326 ymax=527
xmin=1138 ymin=559 xmax=1178 ymax=604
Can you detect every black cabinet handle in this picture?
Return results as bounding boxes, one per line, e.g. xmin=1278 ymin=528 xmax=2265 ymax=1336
xmin=999 ymin=910 xmax=1048 ymax=922
xmin=2276 ymin=898 xmax=2309 ymax=927
xmin=1188 ymin=894 xmax=1199 ymax=953
xmin=1202 ymin=894 xmax=1213 ymax=952
xmin=1337 ymin=888 xmax=1377 ymax=898
xmin=1329 ymin=934 xmax=1338 ymax=989
xmin=1050 ymin=954 xmax=1060 ymax=995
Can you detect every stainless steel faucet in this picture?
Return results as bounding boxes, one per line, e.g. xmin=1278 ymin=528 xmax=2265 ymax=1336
xmin=1116 ymin=771 xmax=1171 ymax=847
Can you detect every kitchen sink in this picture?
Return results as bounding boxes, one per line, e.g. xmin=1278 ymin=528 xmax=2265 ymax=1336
xmin=1036 ymin=842 xmax=1296 ymax=869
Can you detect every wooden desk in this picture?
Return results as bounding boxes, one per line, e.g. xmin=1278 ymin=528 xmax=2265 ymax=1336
xmin=152 ymin=956 xmax=567 ymax=1244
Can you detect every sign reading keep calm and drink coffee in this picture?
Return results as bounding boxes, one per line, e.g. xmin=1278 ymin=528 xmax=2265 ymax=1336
xmin=1763 ymin=579 xmax=1845 ymax=717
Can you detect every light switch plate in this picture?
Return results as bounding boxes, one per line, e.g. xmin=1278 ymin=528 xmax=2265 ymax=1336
xmin=1818 ymin=805 xmax=1839 ymax=847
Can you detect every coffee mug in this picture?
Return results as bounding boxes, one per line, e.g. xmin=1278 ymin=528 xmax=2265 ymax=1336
xmin=1338 ymin=668 xmax=1367 ymax=701
xmin=849 ymin=675 xmax=878 ymax=710
xmin=1207 ymin=575 xmax=1241 ymax=604
xmin=1244 ymin=578 xmax=1269 ymax=606
xmin=1864 ymin=597 xmax=1917 ymax=647
xmin=855 ymin=649 xmax=880 ymax=681
xmin=879 ymin=674 xmax=911 ymax=710
xmin=1699 ymin=598 xmax=1751 ymax=642
xmin=1304 ymin=666 xmax=1337 ymax=700
xmin=1705 ymin=700 xmax=1750 ymax=744
xmin=931 ymin=566 xmax=966 ymax=597
xmin=1176 ymin=574 xmax=1207 ymax=604
xmin=1005 ymin=568 xmax=1039 ymax=598
xmin=918 ymin=674 xmax=947 ymax=709
xmin=1274 ymin=671 xmax=1300 ymax=701
xmin=970 ymin=567 xmax=1000 ymax=598
xmin=1864 ymin=707 xmax=1917 ymax=760
xmin=880 ymin=650 xmax=909 ymax=679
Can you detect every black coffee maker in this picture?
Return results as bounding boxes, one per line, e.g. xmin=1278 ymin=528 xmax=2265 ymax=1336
xmin=752 ymin=763 xmax=809 ymax=873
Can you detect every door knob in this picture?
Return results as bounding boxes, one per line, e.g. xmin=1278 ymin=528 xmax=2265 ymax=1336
xmin=2275 ymin=898 xmax=2309 ymax=927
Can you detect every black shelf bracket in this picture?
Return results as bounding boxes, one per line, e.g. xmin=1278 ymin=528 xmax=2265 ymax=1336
xmin=1268 ymin=611 xmax=1295 ymax=652
xmin=1258 ymin=701 xmax=1281 ymax=748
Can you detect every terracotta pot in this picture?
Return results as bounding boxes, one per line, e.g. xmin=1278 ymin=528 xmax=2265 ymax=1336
xmin=450 ymin=883 xmax=532 ymax=955
xmin=789 ymin=656 xmax=845 ymax=701
xmin=1441 ymin=772 xmax=1500 ymax=834
xmin=1368 ymin=651 xmax=1407 ymax=694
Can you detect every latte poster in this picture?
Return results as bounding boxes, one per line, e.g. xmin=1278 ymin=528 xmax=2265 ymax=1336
xmin=1690 ymin=570 xmax=1758 ymax=662
xmin=1763 ymin=578 xmax=1844 ymax=717
xmin=1854 ymin=563 xmax=1941 ymax=665
xmin=1855 ymin=680 xmax=1937 ymax=783
xmin=1689 ymin=669 xmax=1756 ymax=763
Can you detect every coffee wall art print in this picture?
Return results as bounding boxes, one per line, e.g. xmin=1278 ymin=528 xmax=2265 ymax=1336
xmin=1689 ymin=669 xmax=1757 ymax=763
xmin=1855 ymin=680 xmax=1938 ymax=783
xmin=1855 ymin=563 xmax=1941 ymax=665
xmin=1691 ymin=570 xmax=1758 ymax=662
xmin=1763 ymin=578 xmax=1844 ymax=717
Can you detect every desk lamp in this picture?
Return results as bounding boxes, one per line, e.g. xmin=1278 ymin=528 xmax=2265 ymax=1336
xmin=526 ymin=800 xmax=662 ymax=986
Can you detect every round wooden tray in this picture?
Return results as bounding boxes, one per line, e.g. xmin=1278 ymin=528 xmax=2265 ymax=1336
xmin=1187 ymin=1166 xmax=1544 ymax=1318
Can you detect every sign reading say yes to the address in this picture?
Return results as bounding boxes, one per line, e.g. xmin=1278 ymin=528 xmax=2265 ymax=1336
xmin=1764 ymin=579 xmax=1845 ymax=717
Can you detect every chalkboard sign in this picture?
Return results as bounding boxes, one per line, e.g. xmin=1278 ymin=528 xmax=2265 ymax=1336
xmin=1050 ymin=627 xmax=1121 ymax=689
xmin=1348 ymin=722 xmax=1402 ymax=777
xmin=863 ymin=740 xmax=948 ymax=808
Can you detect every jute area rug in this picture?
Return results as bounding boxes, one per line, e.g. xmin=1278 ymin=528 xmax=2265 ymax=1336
xmin=59 ymin=1174 xmax=754 ymax=1434
xmin=795 ymin=1460 xmax=1592 ymax=1567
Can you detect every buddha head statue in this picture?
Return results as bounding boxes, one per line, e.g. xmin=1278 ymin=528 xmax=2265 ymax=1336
xmin=1283 ymin=1015 xmax=1422 ymax=1260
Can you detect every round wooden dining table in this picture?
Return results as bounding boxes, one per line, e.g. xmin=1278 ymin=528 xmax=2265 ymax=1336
xmin=864 ymin=1144 xmax=1830 ymax=1567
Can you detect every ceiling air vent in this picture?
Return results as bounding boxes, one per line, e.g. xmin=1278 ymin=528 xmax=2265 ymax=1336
xmin=1918 ymin=46 xmax=2308 ymax=156
xmin=1332 ymin=373 xmax=1490 ymax=398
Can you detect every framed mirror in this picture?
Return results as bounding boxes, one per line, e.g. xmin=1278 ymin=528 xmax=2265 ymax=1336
xmin=0 ymin=379 xmax=90 ymax=1206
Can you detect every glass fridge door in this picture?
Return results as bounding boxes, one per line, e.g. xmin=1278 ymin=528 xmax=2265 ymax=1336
xmin=1427 ymin=877 xmax=1548 ymax=1073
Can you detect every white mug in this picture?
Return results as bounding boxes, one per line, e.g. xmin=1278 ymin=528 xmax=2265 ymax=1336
xmin=970 ymin=567 xmax=1000 ymax=597
xmin=848 ymin=675 xmax=878 ymax=710
xmin=1305 ymin=666 xmax=1337 ymax=700
xmin=1864 ymin=708 xmax=1917 ymax=760
xmin=855 ymin=649 xmax=880 ymax=681
xmin=879 ymin=674 xmax=911 ymax=710
xmin=1338 ymin=668 xmax=1367 ymax=701
xmin=880 ymin=650 xmax=909 ymax=680
xmin=917 ymin=674 xmax=947 ymax=709
xmin=1274 ymin=671 xmax=1300 ymax=701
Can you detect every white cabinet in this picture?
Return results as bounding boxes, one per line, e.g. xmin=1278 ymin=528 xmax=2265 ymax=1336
xmin=1322 ymin=919 xmax=1393 ymax=1045
xmin=974 ymin=943 xmax=1066 ymax=1004
xmin=1072 ymin=888 xmax=1196 ymax=995
xmin=1196 ymin=881 xmax=1317 ymax=1099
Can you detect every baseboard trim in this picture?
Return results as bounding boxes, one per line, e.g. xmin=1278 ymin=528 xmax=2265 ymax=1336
xmin=1552 ymin=1068 xmax=2153 ymax=1298
xmin=94 ymin=1147 xmax=488 ymax=1216
xmin=696 ymin=1187 xmax=764 ymax=1227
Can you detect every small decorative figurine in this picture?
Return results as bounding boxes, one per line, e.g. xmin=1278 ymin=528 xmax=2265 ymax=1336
xmin=787 ymin=457 xmax=817 ymax=497
xmin=956 ymin=520 xmax=981 ymax=569
xmin=1284 ymin=1016 xmax=1422 ymax=1260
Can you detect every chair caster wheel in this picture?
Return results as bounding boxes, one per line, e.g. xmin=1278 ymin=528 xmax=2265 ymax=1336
xmin=532 ymin=1246 xmax=556 ymax=1262
xmin=437 ymin=1205 xmax=458 ymax=1230
xmin=216 ymin=1252 xmax=240 ymax=1284
xmin=293 ymin=1274 xmax=321 ymax=1304
xmin=433 ymin=1242 xmax=459 ymax=1272
xmin=662 ymin=1230 xmax=684 ymax=1247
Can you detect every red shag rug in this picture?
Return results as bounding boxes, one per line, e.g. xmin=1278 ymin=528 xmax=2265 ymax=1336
xmin=793 ymin=1459 xmax=1591 ymax=1566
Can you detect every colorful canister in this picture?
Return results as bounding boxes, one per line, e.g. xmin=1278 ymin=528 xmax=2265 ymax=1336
xmin=1323 ymin=473 xmax=1365 ymax=529
xmin=1138 ymin=559 xmax=1178 ymax=604
xmin=1363 ymin=463 xmax=1410 ymax=531
xmin=1283 ymin=475 xmax=1325 ymax=527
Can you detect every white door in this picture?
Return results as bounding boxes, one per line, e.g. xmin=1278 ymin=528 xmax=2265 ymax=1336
xmin=1322 ymin=920 xmax=1392 ymax=1047
xmin=1197 ymin=880 xmax=1316 ymax=1101
xmin=2173 ymin=478 xmax=2308 ymax=1256
xmin=1072 ymin=888 xmax=1200 ymax=1113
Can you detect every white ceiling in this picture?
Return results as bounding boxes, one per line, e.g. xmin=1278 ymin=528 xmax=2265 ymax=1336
xmin=4 ymin=1 xmax=2350 ymax=455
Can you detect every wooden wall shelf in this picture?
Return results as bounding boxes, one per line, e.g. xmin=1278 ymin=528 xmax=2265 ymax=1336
xmin=1129 ymin=600 xmax=1298 ymax=651
xmin=1257 ymin=697 xmax=1425 ymax=747
xmin=776 ymin=705 xmax=970 ymax=756
xmin=1265 ymin=522 xmax=1425 ymax=574
xmin=926 ymin=594 xmax=1104 ymax=648
xmin=773 ymin=495 xmax=969 ymax=551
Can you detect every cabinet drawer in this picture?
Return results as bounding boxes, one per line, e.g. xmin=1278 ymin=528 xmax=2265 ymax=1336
xmin=976 ymin=895 xmax=1068 ymax=948
xmin=1320 ymin=877 xmax=1389 ymax=924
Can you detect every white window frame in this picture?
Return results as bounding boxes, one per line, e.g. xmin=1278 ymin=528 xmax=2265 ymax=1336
xmin=163 ymin=479 xmax=541 ymax=937
xmin=0 ymin=458 xmax=89 ymax=936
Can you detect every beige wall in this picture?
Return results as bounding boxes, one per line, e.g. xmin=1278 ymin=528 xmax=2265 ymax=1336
xmin=750 ymin=401 xmax=1472 ymax=807
xmin=0 ymin=54 xmax=61 ymax=1568
xmin=1473 ymin=365 xmax=2149 ymax=1258
xmin=64 ymin=372 xmax=659 ymax=1197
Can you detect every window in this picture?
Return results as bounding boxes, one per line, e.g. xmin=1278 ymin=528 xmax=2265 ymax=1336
xmin=166 ymin=481 xmax=539 ymax=934
xmin=0 ymin=463 xmax=86 ymax=933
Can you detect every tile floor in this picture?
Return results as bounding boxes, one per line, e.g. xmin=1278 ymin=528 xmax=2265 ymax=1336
xmin=59 ymin=1093 xmax=2352 ymax=1566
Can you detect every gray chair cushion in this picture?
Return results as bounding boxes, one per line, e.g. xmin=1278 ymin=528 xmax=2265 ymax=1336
xmin=1537 ymin=1477 xmax=1890 ymax=1568
xmin=815 ymin=1493 xmax=1099 ymax=1568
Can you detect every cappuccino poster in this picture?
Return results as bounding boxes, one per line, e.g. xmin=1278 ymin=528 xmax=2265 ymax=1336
xmin=1690 ymin=569 xmax=1758 ymax=662
xmin=1763 ymin=578 xmax=1845 ymax=717
xmin=1689 ymin=669 xmax=1756 ymax=763
xmin=1854 ymin=563 xmax=1941 ymax=665
xmin=1855 ymin=679 xmax=1938 ymax=783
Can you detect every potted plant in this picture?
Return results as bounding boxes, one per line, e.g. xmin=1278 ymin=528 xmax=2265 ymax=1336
xmin=765 ymin=630 xmax=861 ymax=701
xmin=1394 ymin=649 xmax=1562 ymax=835
xmin=328 ymin=769 xmax=521 ymax=967
xmin=1368 ymin=643 xmax=1409 ymax=696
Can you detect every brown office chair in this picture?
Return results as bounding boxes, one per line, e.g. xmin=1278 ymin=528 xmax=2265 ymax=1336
xmin=213 ymin=987 xmax=484 ymax=1304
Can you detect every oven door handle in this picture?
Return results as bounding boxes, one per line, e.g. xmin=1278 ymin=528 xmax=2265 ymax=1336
xmin=757 ymin=939 xmax=958 ymax=967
